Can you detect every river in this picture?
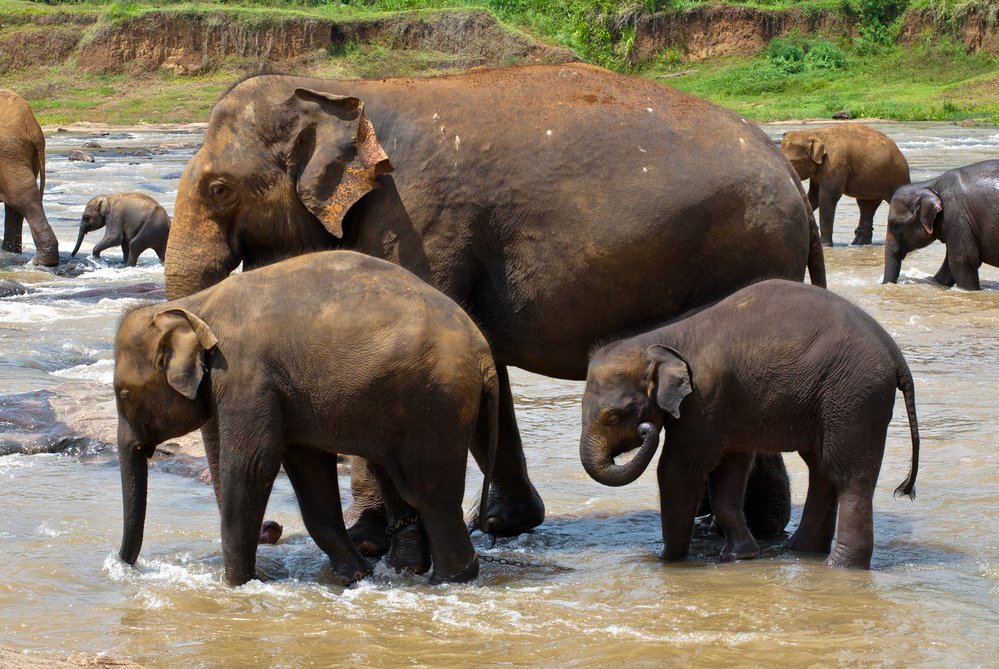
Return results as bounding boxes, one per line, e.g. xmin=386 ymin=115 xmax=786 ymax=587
xmin=1 ymin=122 xmax=997 ymax=667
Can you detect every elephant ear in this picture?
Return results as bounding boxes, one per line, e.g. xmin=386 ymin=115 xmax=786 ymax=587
xmin=288 ymin=88 xmax=393 ymax=239
xmin=917 ymin=190 xmax=943 ymax=236
xmin=645 ymin=345 xmax=694 ymax=420
xmin=98 ymin=197 xmax=110 ymax=217
xmin=808 ymin=138 xmax=826 ymax=164
xmin=152 ymin=308 xmax=218 ymax=400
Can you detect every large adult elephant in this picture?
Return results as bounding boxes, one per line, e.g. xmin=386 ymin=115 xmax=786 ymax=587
xmin=166 ymin=64 xmax=826 ymax=556
xmin=0 ymin=89 xmax=58 ymax=266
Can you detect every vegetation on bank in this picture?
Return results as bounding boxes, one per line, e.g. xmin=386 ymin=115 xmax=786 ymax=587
xmin=2 ymin=0 xmax=997 ymax=124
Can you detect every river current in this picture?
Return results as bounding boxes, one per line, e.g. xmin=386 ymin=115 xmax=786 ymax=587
xmin=0 ymin=122 xmax=996 ymax=667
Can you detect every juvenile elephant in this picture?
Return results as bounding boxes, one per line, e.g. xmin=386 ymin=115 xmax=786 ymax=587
xmin=165 ymin=64 xmax=826 ymax=558
xmin=72 ymin=192 xmax=170 ymax=266
xmin=0 ymin=89 xmax=58 ymax=266
xmin=781 ymin=124 xmax=909 ymax=245
xmin=114 ymin=251 xmax=498 ymax=586
xmin=579 ymin=279 xmax=920 ymax=569
xmin=883 ymin=159 xmax=999 ymax=290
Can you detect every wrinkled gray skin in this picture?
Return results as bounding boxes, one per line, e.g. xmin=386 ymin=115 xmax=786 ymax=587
xmin=114 ymin=251 xmax=498 ymax=586
xmin=580 ymin=280 xmax=920 ymax=569
xmin=883 ymin=159 xmax=999 ymax=290
xmin=0 ymin=89 xmax=58 ymax=266
xmin=164 ymin=64 xmax=827 ymax=559
xmin=72 ymin=192 xmax=170 ymax=266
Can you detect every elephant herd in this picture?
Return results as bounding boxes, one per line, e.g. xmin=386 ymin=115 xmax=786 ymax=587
xmin=0 ymin=64 xmax=993 ymax=586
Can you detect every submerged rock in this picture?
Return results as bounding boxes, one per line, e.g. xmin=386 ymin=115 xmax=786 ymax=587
xmin=68 ymin=150 xmax=95 ymax=162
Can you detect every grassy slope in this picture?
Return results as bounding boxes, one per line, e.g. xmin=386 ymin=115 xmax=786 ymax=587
xmin=1 ymin=0 xmax=997 ymax=124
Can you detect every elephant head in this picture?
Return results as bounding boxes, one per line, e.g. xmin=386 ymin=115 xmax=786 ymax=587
xmin=579 ymin=345 xmax=693 ymax=487
xmin=883 ymin=185 xmax=942 ymax=284
xmin=71 ymin=196 xmax=110 ymax=257
xmin=780 ymin=131 xmax=825 ymax=181
xmin=165 ymin=79 xmax=392 ymax=299
xmin=114 ymin=305 xmax=217 ymax=565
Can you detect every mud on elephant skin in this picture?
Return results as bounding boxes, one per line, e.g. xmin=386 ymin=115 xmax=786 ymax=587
xmin=0 ymin=89 xmax=58 ymax=266
xmin=72 ymin=192 xmax=170 ymax=266
xmin=114 ymin=250 xmax=498 ymax=586
xmin=579 ymin=280 xmax=920 ymax=568
xmin=164 ymin=63 xmax=826 ymax=552
xmin=781 ymin=123 xmax=910 ymax=246
xmin=883 ymin=159 xmax=999 ymax=291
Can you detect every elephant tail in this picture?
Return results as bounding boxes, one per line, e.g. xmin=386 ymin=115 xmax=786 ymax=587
xmin=36 ymin=136 xmax=45 ymax=194
xmin=893 ymin=362 xmax=920 ymax=500
xmin=806 ymin=206 xmax=827 ymax=288
xmin=477 ymin=358 xmax=500 ymax=533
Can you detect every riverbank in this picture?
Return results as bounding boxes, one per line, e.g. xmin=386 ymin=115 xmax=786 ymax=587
xmin=1 ymin=0 xmax=997 ymax=124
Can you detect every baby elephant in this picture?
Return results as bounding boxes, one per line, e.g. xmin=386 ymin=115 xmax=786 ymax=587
xmin=72 ymin=192 xmax=170 ymax=266
xmin=114 ymin=251 xmax=498 ymax=586
xmin=579 ymin=280 xmax=919 ymax=569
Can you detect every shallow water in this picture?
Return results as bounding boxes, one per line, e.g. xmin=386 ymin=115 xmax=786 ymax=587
xmin=1 ymin=123 xmax=997 ymax=667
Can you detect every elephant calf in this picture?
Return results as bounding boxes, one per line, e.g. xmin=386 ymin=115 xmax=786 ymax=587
xmin=579 ymin=279 xmax=920 ymax=569
xmin=72 ymin=192 xmax=170 ymax=266
xmin=114 ymin=251 xmax=498 ymax=586
xmin=883 ymin=159 xmax=999 ymax=290
xmin=781 ymin=123 xmax=909 ymax=245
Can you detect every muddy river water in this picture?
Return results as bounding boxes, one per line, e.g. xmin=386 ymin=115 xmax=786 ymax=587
xmin=0 ymin=122 xmax=997 ymax=667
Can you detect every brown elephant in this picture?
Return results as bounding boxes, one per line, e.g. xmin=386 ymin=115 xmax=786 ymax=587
xmin=579 ymin=280 xmax=920 ymax=569
xmin=781 ymin=123 xmax=910 ymax=246
xmin=72 ymin=192 xmax=170 ymax=266
xmin=0 ymin=89 xmax=58 ymax=266
xmin=115 ymin=251 xmax=498 ymax=586
xmin=164 ymin=64 xmax=826 ymax=561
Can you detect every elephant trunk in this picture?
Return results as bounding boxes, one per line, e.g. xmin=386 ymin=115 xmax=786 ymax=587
xmin=883 ymin=236 xmax=905 ymax=284
xmin=165 ymin=187 xmax=239 ymax=299
xmin=118 ymin=420 xmax=149 ymax=565
xmin=580 ymin=422 xmax=660 ymax=487
xmin=71 ymin=225 xmax=87 ymax=257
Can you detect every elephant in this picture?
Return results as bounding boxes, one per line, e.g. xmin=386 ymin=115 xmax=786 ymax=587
xmin=781 ymin=123 xmax=909 ymax=246
xmin=163 ymin=63 xmax=827 ymax=561
xmin=71 ymin=192 xmax=170 ymax=266
xmin=0 ymin=89 xmax=58 ymax=266
xmin=579 ymin=279 xmax=920 ymax=569
xmin=114 ymin=250 xmax=498 ymax=586
xmin=882 ymin=159 xmax=999 ymax=290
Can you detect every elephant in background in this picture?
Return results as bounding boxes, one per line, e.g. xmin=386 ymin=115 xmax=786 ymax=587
xmin=163 ymin=63 xmax=826 ymax=561
xmin=883 ymin=159 xmax=999 ymax=290
xmin=0 ymin=89 xmax=58 ymax=266
xmin=579 ymin=280 xmax=920 ymax=569
xmin=72 ymin=192 xmax=170 ymax=266
xmin=115 ymin=251 xmax=498 ymax=586
xmin=781 ymin=123 xmax=909 ymax=245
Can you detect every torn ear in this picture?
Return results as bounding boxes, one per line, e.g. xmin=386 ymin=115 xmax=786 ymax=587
xmin=645 ymin=345 xmax=694 ymax=420
xmin=152 ymin=309 xmax=218 ymax=400
xmin=808 ymin=138 xmax=826 ymax=164
xmin=917 ymin=191 xmax=943 ymax=237
xmin=289 ymin=88 xmax=393 ymax=239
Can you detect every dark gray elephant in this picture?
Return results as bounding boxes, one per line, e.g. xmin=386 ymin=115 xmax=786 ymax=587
xmin=579 ymin=280 xmax=920 ymax=569
xmin=72 ymin=192 xmax=170 ymax=266
xmin=114 ymin=251 xmax=498 ymax=586
xmin=0 ymin=89 xmax=58 ymax=266
xmin=163 ymin=64 xmax=826 ymax=560
xmin=883 ymin=159 xmax=999 ymax=290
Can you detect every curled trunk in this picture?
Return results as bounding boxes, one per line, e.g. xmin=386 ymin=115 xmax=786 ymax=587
xmin=118 ymin=422 xmax=149 ymax=565
xmin=580 ymin=422 xmax=660 ymax=487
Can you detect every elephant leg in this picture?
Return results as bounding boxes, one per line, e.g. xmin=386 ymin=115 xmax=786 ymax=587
xmin=933 ymin=254 xmax=956 ymax=287
xmin=283 ymin=447 xmax=371 ymax=585
xmin=657 ymin=453 xmax=705 ymax=561
xmin=817 ymin=188 xmax=842 ymax=246
xmin=852 ymin=199 xmax=880 ymax=245
xmin=92 ymin=231 xmax=122 ymax=259
xmin=742 ymin=451 xmax=791 ymax=537
xmin=471 ymin=365 xmax=545 ymax=536
xmin=367 ymin=461 xmax=431 ymax=576
xmin=826 ymin=477 xmax=877 ymax=569
xmin=3 ymin=204 xmax=23 ymax=253
xmin=123 ymin=239 xmax=136 ymax=266
xmin=948 ymin=240 xmax=982 ymax=291
xmin=16 ymin=194 xmax=58 ymax=266
xmin=785 ymin=450 xmax=837 ymax=555
xmin=708 ymin=452 xmax=759 ymax=561
xmin=345 ymin=456 xmax=390 ymax=557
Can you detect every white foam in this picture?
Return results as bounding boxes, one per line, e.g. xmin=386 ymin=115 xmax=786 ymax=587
xmin=52 ymin=358 xmax=114 ymax=384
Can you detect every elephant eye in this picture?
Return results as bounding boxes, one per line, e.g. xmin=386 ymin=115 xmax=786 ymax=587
xmin=119 ymin=389 xmax=131 ymax=402
xmin=210 ymin=182 xmax=227 ymax=197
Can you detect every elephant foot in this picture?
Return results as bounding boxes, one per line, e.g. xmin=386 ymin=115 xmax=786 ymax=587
xmin=258 ymin=520 xmax=283 ymax=545
xmin=1 ymin=240 xmax=21 ymax=254
xmin=428 ymin=554 xmax=479 ymax=584
xmin=784 ymin=529 xmax=832 ymax=555
xmin=824 ymin=544 xmax=872 ymax=569
xmin=385 ymin=517 xmax=431 ymax=576
xmin=31 ymin=250 xmax=59 ymax=267
xmin=720 ymin=537 xmax=760 ymax=562
xmin=329 ymin=558 xmax=373 ymax=586
xmin=851 ymin=228 xmax=873 ymax=245
xmin=347 ymin=510 xmax=390 ymax=558
xmin=470 ymin=478 xmax=545 ymax=536
xmin=661 ymin=546 xmax=690 ymax=562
